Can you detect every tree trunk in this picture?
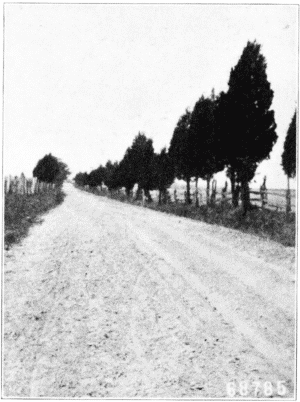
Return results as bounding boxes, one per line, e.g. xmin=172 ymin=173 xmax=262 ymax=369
xmin=186 ymin=177 xmax=191 ymax=204
xmin=230 ymin=171 xmax=239 ymax=207
xmin=158 ymin=190 xmax=162 ymax=205
xmin=211 ymin=179 xmax=217 ymax=206
xmin=206 ymin=177 xmax=211 ymax=206
xmin=241 ymin=178 xmax=251 ymax=215
xmin=145 ymin=189 xmax=152 ymax=202
xmin=135 ymin=185 xmax=142 ymax=200
xmin=195 ymin=177 xmax=199 ymax=207
xmin=286 ymin=175 xmax=291 ymax=216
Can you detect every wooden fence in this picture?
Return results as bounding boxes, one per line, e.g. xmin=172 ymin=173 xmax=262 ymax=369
xmin=170 ymin=182 xmax=294 ymax=214
xmin=79 ymin=176 xmax=295 ymax=215
xmin=4 ymin=174 xmax=56 ymax=195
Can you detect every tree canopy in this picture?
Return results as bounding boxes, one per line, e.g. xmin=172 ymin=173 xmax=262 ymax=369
xmin=189 ymin=91 xmax=225 ymax=181
xmin=33 ymin=154 xmax=69 ymax=186
xmin=221 ymin=41 xmax=277 ymax=211
xmin=152 ymin=147 xmax=175 ymax=203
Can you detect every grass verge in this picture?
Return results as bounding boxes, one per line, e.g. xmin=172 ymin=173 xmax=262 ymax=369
xmin=147 ymin=202 xmax=296 ymax=248
xmin=77 ymin=186 xmax=296 ymax=248
xmin=4 ymin=188 xmax=66 ymax=249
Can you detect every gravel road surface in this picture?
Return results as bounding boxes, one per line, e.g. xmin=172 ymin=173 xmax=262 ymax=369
xmin=3 ymin=183 xmax=296 ymax=398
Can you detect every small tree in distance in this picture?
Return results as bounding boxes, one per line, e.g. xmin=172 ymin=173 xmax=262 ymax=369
xmin=128 ymin=132 xmax=156 ymax=201
xmin=117 ymin=148 xmax=136 ymax=197
xmin=33 ymin=154 xmax=61 ymax=184
xmin=153 ymin=148 xmax=175 ymax=204
xmin=74 ymin=172 xmax=89 ymax=187
xmin=104 ymin=160 xmax=120 ymax=191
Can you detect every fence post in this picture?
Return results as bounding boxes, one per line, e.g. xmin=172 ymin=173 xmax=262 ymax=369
xmin=20 ymin=173 xmax=26 ymax=195
xmin=222 ymin=181 xmax=228 ymax=202
xmin=174 ymin=189 xmax=177 ymax=204
xmin=13 ymin=176 xmax=19 ymax=193
xmin=211 ymin=179 xmax=217 ymax=206
xmin=26 ymin=178 xmax=31 ymax=195
xmin=194 ymin=190 xmax=199 ymax=207
xmin=8 ymin=175 xmax=13 ymax=193
xmin=260 ymin=176 xmax=268 ymax=209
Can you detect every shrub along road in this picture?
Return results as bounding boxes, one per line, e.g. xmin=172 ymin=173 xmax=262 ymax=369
xmin=4 ymin=183 xmax=295 ymax=398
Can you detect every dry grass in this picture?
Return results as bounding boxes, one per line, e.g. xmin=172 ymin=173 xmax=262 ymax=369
xmin=146 ymin=202 xmax=296 ymax=247
xmin=4 ymin=189 xmax=65 ymax=249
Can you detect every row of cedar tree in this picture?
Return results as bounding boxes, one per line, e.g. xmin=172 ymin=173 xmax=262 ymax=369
xmin=74 ymin=41 xmax=296 ymax=213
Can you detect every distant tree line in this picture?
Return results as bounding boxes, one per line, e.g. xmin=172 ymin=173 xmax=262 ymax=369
xmin=75 ymin=41 xmax=297 ymax=214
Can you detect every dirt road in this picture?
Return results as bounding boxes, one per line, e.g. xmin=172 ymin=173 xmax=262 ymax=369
xmin=3 ymin=184 xmax=296 ymax=398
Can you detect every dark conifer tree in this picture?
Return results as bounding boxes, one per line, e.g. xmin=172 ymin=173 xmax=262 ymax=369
xmin=117 ymin=147 xmax=137 ymax=197
xmin=224 ymin=41 xmax=277 ymax=213
xmin=128 ymin=132 xmax=155 ymax=201
xmin=169 ymin=110 xmax=194 ymax=204
xmin=104 ymin=160 xmax=120 ymax=191
xmin=74 ymin=172 xmax=89 ymax=186
xmin=189 ymin=91 xmax=225 ymax=204
xmin=88 ymin=165 xmax=105 ymax=188
xmin=282 ymin=111 xmax=297 ymax=179
xmin=152 ymin=148 xmax=175 ymax=204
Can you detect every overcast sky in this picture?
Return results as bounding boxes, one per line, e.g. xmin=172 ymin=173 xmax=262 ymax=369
xmin=3 ymin=4 xmax=298 ymax=189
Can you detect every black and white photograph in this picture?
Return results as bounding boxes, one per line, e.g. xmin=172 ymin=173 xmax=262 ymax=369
xmin=2 ymin=3 xmax=298 ymax=399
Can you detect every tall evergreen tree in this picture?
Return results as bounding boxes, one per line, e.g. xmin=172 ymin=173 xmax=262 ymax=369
xmin=88 ymin=165 xmax=106 ymax=188
xmin=152 ymin=148 xmax=175 ymax=204
xmin=128 ymin=132 xmax=155 ymax=201
xmin=104 ymin=160 xmax=120 ymax=191
xmin=190 ymin=91 xmax=225 ymax=204
xmin=117 ymin=147 xmax=136 ymax=197
xmin=74 ymin=172 xmax=89 ymax=187
xmin=224 ymin=41 xmax=277 ymax=213
xmin=215 ymin=91 xmax=241 ymax=206
xmin=169 ymin=109 xmax=194 ymax=204
xmin=282 ymin=111 xmax=297 ymax=179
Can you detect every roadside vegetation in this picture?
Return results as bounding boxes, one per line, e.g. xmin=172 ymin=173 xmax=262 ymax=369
xmin=4 ymin=154 xmax=69 ymax=249
xmin=78 ymin=185 xmax=295 ymax=248
xmin=5 ymin=189 xmax=65 ymax=249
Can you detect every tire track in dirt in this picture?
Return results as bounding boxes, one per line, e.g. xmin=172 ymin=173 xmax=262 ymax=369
xmin=123 ymin=214 xmax=294 ymax=385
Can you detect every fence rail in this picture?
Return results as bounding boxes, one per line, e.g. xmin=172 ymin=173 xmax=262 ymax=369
xmin=4 ymin=174 xmax=56 ymax=195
